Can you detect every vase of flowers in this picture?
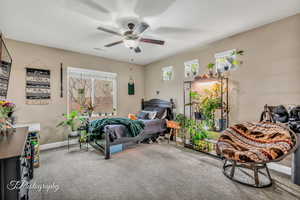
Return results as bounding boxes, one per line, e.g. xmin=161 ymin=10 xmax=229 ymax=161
xmin=0 ymin=100 xmax=16 ymax=135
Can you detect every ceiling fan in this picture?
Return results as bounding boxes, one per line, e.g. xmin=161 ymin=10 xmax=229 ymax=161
xmin=97 ymin=22 xmax=165 ymax=53
xmin=65 ymin=0 xmax=198 ymax=55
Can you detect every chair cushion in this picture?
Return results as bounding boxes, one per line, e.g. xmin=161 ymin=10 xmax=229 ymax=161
xmin=217 ymin=122 xmax=296 ymax=163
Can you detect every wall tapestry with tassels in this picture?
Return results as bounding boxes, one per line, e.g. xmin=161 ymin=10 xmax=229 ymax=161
xmin=128 ymin=77 xmax=135 ymax=95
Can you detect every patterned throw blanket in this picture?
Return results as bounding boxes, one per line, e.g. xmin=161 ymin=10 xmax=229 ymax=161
xmin=217 ymin=122 xmax=296 ymax=163
xmin=89 ymin=118 xmax=145 ymax=137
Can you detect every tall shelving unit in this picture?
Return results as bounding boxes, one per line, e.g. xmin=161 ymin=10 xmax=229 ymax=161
xmin=183 ymin=75 xmax=229 ymax=157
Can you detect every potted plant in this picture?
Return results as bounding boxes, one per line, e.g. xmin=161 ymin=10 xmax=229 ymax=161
xmin=83 ymin=98 xmax=95 ymax=117
xmin=166 ymin=71 xmax=172 ymax=80
xmin=174 ymin=113 xmax=187 ymax=143
xmin=201 ymin=97 xmax=222 ymax=130
xmin=199 ymin=84 xmax=223 ymax=130
xmin=188 ymin=91 xmax=203 ymax=120
xmin=112 ymin=108 xmax=117 ymax=116
xmin=57 ymin=110 xmax=85 ymax=136
xmin=184 ymin=119 xmax=208 ymax=148
xmin=207 ymin=63 xmax=215 ymax=77
xmin=191 ymin=63 xmax=198 ymax=76
xmin=0 ymin=100 xmax=16 ymax=134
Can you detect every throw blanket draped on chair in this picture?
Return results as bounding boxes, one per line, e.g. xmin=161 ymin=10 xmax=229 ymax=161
xmin=89 ymin=118 xmax=145 ymax=137
xmin=217 ymin=122 xmax=296 ymax=163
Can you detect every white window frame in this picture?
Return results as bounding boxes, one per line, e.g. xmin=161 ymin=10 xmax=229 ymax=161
xmin=67 ymin=67 xmax=117 ymax=115
xmin=214 ymin=49 xmax=236 ymax=73
xmin=162 ymin=66 xmax=174 ymax=81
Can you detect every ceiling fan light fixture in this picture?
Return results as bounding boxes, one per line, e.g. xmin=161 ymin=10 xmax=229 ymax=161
xmin=124 ymin=39 xmax=139 ymax=49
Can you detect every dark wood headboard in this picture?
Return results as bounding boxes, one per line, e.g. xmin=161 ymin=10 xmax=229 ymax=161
xmin=141 ymin=98 xmax=175 ymax=120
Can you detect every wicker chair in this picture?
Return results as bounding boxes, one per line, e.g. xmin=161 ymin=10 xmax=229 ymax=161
xmin=216 ymin=107 xmax=298 ymax=188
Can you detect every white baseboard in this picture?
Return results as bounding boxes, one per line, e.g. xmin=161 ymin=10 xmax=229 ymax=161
xmin=40 ymin=139 xmax=78 ymax=151
xmin=268 ymin=163 xmax=291 ymax=176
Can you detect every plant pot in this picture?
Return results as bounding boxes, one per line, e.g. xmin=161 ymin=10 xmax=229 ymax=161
xmin=218 ymin=119 xmax=227 ymax=131
xmin=185 ymin=139 xmax=190 ymax=144
xmin=208 ymin=69 xmax=214 ymax=77
xmin=7 ymin=112 xmax=13 ymax=118
xmin=194 ymin=112 xmax=203 ymax=120
xmin=176 ymin=137 xmax=183 ymax=143
xmin=70 ymin=130 xmax=79 ymax=137
xmin=0 ymin=127 xmax=15 ymax=137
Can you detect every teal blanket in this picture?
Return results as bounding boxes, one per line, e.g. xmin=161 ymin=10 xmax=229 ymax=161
xmin=89 ymin=118 xmax=145 ymax=137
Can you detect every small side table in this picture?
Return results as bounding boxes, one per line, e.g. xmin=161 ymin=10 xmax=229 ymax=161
xmin=68 ymin=130 xmax=89 ymax=151
xmin=166 ymin=120 xmax=181 ymax=144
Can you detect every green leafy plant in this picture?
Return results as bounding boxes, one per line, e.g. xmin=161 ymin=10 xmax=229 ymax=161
xmin=201 ymin=97 xmax=222 ymax=129
xmin=185 ymin=91 xmax=201 ymax=112
xmin=57 ymin=110 xmax=85 ymax=131
xmin=186 ymin=91 xmax=202 ymax=112
xmin=175 ymin=113 xmax=187 ymax=126
xmin=191 ymin=63 xmax=198 ymax=75
xmin=186 ymin=119 xmax=208 ymax=141
xmin=207 ymin=63 xmax=215 ymax=70
xmin=174 ymin=114 xmax=210 ymax=141
xmin=231 ymin=50 xmax=244 ymax=56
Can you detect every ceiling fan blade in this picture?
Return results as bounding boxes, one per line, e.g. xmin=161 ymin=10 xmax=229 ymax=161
xmin=133 ymin=22 xmax=149 ymax=35
xmin=134 ymin=0 xmax=176 ymax=18
xmin=134 ymin=47 xmax=142 ymax=53
xmin=97 ymin=26 xmax=122 ymax=36
xmin=104 ymin=41 xmax=123 ymax=47
xmin=140 ymin=38 xmax=165 ymax=45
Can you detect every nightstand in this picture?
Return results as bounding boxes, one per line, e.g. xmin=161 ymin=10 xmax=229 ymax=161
xmin=166 ymin=120 xmax=181 ymax=144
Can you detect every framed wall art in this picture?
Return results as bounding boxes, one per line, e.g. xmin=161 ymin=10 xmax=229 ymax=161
xmin=25 ymin=68 xmax=51 ymax=105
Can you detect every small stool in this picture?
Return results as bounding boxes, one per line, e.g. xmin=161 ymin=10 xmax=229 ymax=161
xmin=166 ymin=120 xmax=181 ymax=144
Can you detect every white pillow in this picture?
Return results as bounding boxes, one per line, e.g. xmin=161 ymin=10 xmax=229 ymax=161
xmin=142 ymin=110 xmax=157 ymax=120
xmin=160 ymin=109 xmax=167 ymax=119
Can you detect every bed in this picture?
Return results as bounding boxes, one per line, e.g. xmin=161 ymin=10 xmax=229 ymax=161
xmin=88 ymin=98 xmax=175 ymax=159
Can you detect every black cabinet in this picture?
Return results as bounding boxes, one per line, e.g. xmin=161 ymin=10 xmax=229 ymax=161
xmin=0 ymin=128 xmax=33 ymax=200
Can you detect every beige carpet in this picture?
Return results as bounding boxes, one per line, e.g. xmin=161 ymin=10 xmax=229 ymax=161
xmin=30 ymin=143 xmax=300 ymax=200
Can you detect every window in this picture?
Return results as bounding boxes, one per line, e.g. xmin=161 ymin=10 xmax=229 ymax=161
xmin=67 ymin=67 xmax=117 ymax=115
xmin=215 ymin=49 xmax=237 ymax=73
xmin=162 ymin=66 xmax=174 ymax=81
xmin=184 ymin=59 xmax=199 ymax=78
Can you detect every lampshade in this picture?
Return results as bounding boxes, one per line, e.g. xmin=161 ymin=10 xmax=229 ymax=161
xmin=124 ymin=39 xmax=139 ymax=48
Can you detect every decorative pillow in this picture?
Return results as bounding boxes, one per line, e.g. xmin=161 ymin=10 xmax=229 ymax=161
xmin=154 ymin=107 xmax=166 ymax=119
xmin=128 ymin=114 xmax=138 ymax=120
xmin=160 ymin=109 xmax=167 ymax=119
xmin=272 ymin=105 xmax=289 ymax=123
xmin=290 ymin=106 xmax=300 ymax=121
xmin=137 ymin=111 xmax=149 ymax=119
xmin=138 ymin=110 xmax=157 ymax=120
xmin=144 ymin=111 xmax=157 ymax=120
xmin=144 ymin=106 xmax=167 ymax=119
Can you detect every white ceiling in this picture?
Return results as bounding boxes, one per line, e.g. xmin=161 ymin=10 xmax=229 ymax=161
xmin=0 ymin=0 xmax=300 ymax=65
